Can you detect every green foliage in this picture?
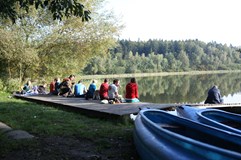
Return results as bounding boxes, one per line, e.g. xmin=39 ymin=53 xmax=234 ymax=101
xmin=0 ymin=0 xmax=91 ymax=23
xmin=0 ymin=79 xmax=5 ymax=92
xmin=0 ymin=0 xmax=121 ymax=80
xmin=0 ymin=28 xmax=39 ymax=81
xmin=5 ymin=78 xmax=22 ymax=93
xmin=177 ymin=50 xmax=190 ymax=71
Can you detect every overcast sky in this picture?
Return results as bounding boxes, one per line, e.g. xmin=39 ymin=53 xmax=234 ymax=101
xmin=106 ymin=0 xmax=241 ymax=46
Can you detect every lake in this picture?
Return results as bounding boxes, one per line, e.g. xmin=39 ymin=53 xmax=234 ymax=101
xmin=87 ymin=72 xmax=241 ymax=104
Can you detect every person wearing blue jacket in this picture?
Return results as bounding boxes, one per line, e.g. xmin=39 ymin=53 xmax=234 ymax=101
xmin=74 ymin=80 xmax=87 ymax=97
xmin=204 ymin=85 xmax=223 ymax=104
xmin=85 ymin=80 xmax=97 ymax=100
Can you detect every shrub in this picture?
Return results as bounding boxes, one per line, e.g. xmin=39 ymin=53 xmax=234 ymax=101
xmin=0 ymin=78 xmax=21 ymax=93
xmin=6 ymin=78 xmax=21 ymax=93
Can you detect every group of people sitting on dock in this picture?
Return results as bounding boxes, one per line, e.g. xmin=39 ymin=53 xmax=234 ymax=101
xmin=20 ymin=75 xmax=140 ymax=104
xmin=20 ymin=80 xmax=47 ymax=95
xmin=97 ymin=78 xmax=139 ymax=104
xmin=50 ymin=75 xmax=139 ymax=104
xmin=20 ymin=74 xmax=224 ymax=105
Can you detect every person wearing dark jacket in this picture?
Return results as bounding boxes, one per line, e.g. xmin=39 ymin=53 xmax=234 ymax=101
xmin=204 ymin=85 xmax=223 ymax=104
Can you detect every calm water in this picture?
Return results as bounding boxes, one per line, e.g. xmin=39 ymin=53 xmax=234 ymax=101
xmin=90 ymin=72 xmax=241 ymax=104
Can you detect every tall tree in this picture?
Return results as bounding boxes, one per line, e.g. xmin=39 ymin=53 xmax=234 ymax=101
xmin=0 ymin=28 xmax=39 ymax=81
xmin=177 ymin=50 xmax=190 ymax=71
xmin=37 ymin=0 xmax=122 ymax=77
xmin=0 ymin=0 xmax=122 ymax=79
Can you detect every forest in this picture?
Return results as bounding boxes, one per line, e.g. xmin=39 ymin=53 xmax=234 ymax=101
xmin=83 ymin=39 xmax=241 ymax=75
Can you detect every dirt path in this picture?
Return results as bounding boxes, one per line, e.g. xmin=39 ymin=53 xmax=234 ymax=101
xmin=1 ymin=121 xmax=139 ymax=160
xmin=1 ymin=135 xmax=139 ymax=160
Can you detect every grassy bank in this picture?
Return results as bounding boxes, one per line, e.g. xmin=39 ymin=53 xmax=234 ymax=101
xmin=0 ymin=92 xmax=138 ymax=159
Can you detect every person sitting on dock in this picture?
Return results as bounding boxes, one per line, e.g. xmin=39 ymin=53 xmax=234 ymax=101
xmin=108 ymin=79 xmax=122 ymax=103
xmin=49 ymin=78 xmax=60 ymax=95
xmin=85 ymin=80 xmax=97 ymax=100
xmin=53 ymin=78 xmax=61 ymax=95
xmin=99 ymin=78 xmax=109 ymax=100
xmin=59 ymin=75 xmax=75 ymax=97
xmin=204 ymin=85 xmax=223 ymax=104
xmin=49 ymin=78 xmax=56 ymax=94
xmin=21 ymin=80 xmax=32 ymax=94
xmin=37 ymin=83 xmax=47 ymax=94
xmin=74 ymin=80 xmax=87 ymax=98
xmin=125 ymin=78 xmax=140 ymax=103
xmin=59 ymin=78 xmax=73 ymax=97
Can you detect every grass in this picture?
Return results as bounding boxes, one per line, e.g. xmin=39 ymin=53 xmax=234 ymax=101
xmin=0 ymin=92 xmax=137 ymax=159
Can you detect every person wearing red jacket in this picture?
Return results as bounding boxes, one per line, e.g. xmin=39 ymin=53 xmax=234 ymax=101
xmin=49 ymin=79 xmax=55 ymax=93
xmin=125 ymin=78 xmax=140 ymax=103
xmin=99 ymin=78 xmax=109 ymax=100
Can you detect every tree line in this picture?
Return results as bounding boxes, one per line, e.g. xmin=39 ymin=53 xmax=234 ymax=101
xmin=83 ymin=39 xmax=241 ymax=75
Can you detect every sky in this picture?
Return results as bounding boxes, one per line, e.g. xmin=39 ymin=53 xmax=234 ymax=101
xmin=106 ymin=0 xmax=241 ymax=46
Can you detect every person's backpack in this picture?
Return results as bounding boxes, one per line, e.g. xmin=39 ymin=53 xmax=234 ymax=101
xmin=59 ymin=81 xmax=68 ymax=89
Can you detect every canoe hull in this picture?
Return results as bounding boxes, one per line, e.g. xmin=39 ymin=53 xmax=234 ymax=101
xmin=134 ymin=113 xmax=204 ymax=160
xmin=134 ymin=109 xmax=241 ymax=160
xmin=197 ymin=109 xmax=241 ymax=134
xmin=177 ymin=105 xmax=241 ymax=134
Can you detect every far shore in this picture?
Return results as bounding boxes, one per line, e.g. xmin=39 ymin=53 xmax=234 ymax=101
xmin=80 ymin=70 xmax=241 ymax=79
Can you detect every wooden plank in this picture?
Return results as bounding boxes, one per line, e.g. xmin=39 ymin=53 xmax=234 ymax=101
xmin=13 ymin=94 xmax=175 ymax=121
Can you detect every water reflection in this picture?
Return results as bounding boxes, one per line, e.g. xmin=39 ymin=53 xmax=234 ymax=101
xmin=93 ymin=72 xmax=241 ymax=104
xmin=222 ymin=92 xmax=241 ymax=103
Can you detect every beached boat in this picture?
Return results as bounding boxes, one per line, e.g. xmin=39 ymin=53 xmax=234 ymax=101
xmin=134 ymin=109 xmax=241 ymax=160
xmin=197 ymin=108 xmax=241 ymax=134
xmin=177 ymin=105 xmax=241 ymax=134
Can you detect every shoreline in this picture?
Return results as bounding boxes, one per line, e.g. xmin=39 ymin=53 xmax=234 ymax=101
xmin=80 ymin=70 xmax=241 ymax=79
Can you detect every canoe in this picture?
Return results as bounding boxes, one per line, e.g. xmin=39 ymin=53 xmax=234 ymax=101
xmin=177 ymin=105 xmax=241 ymax=134
xmin=134 ymin=109 xmax=241 ymax=160
xmin=217 ymin=106 xmax=241 ymax=114
xmin=197 ymin=108 xmax=241 ymax=134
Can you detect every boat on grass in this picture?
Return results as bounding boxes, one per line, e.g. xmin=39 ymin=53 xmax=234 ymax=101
xmin=177 ymin=105 xmax=241 ymax=134
xmin=134 ymin=109 xmax=241 ymax=160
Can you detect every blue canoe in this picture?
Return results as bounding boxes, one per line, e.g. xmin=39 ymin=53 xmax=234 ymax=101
xmin=177 ymin=105 xmax=241 ymax=134
xmin=134 ymin=109 xmax=241 ymax=160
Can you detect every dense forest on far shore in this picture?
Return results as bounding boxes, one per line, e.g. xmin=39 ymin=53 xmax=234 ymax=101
xmin=83 ymin=39 xmax=241 ymax=75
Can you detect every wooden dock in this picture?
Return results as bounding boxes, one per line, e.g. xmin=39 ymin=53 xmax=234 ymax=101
xmin=13 ymin=94 xmax=179 ymax=121
xmin=13 ymin=94 xmax=241 ymax=122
